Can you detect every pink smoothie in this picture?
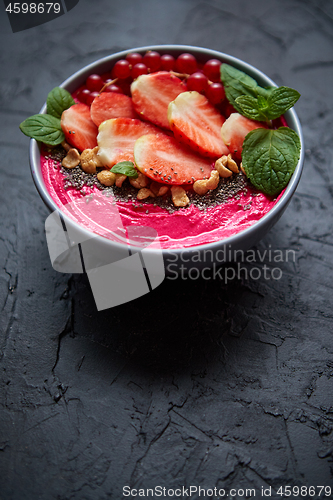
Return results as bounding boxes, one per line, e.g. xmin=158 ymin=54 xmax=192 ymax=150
xmin=41 ymin=152 xmax=282 ymax=249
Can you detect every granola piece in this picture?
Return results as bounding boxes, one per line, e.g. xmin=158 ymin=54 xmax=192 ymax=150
xmin=97 ymin=170 xmax=116 ymax=186
xmin=92 ymin=147 xmax=104 ymax=167
xmin=137 ymin=188 xmax=155 ymax=200
xmin=129 ymin=172 xmax=150 ymax=189
xmin=157 ymin=186 xmax=169 ymax=197
xmin=171 ymin=186 xmax=189 ymax=207
xmin=115 ymin=173 xmax=127 ymax=187
xmin=62 ymin=148 xmax=81 ymax=169
xmin=81 ymin=146 xmax=104 ymax=174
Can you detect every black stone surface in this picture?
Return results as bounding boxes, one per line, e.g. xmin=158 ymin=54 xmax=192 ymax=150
xmin=0 ymin=1 xmax=333 ymax=499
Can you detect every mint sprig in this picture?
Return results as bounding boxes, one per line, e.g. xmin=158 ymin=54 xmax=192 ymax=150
xmin=242 ymin=127 xmax=301 ymax=196
xmin=264 ymin=87 xmax=301 ymax=120
xmin=111 ymin=161 xmax=138 ymax=178
xmin=221 ymin=64 xmax=300 ymax=123
xmin=20 ymin=86 xmax=75 ymax=145
xmin=19 ymin=114 xmax=65 ymax=145
xmin=46 ymin=87 xmax=75 ymax=119
xmin=221 ymin=63 xmax=302 ymax=196
xmin=233 ymin=95 xmax=268 ymax=121
xmin=235 ymin=86 xmax=300 ymax=122
xmin=221 ymin=64 xmax=273 ymax=114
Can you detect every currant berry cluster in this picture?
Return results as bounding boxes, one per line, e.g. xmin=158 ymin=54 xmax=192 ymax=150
xmin=76 ymin=51 xmax=226 ymax=107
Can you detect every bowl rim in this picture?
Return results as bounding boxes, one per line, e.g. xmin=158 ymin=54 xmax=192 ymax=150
xmin=30 ymin=44 xmax=304 ymax=256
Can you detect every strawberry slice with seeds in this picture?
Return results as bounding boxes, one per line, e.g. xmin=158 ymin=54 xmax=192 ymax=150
xmin=168 ymin=91 xmax=229 ymax=158
xmin=221 ymin=112 xmax=265 ymax=160
xmin=131 ymin=71 xmax=186 ymax=129
xmin=97 ymin=118 xmax=161 ymax=168
xmin=134 ymin=132 xmax=213 ymax=185
xmin=61 ymin=103 xmax=98 ymax=151
xmin=90 ymin=92 xmax=137 ymax=127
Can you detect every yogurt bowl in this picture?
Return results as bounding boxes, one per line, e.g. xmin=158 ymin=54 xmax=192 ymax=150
xmin=29 ymin=45 xmax=304 ymax=280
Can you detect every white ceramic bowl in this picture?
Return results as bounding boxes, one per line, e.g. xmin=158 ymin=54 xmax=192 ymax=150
xmin=30 ymin=45 xmax=304 ymax=275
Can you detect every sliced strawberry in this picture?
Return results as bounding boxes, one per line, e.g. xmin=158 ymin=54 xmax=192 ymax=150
xmin=168 ymin=91 xmax=229 ymax=158
xmin=131 ymin=71 xmax=186 ymax=129
xmin=134 ymin=132 xmax=213 ymax=185
xmin=221 ymin=113 xmax=265 ymax=160
xmin=97 ymin=118 xmax=161 ymax=168
xmin=90 ymin=92 xmax=137 ymax=127
xmin=61 ymin=103 xmax=98 ymax=151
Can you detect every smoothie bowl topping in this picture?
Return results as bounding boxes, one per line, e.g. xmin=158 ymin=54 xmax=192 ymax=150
xmin=20 ymin=49 xmax=301 ymax=249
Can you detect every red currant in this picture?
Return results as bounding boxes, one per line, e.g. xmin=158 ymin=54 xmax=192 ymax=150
xmin=77 ymin=88 xmax=91 ymax=104
xmin=160 ymin=54 xmax=175 ymax=71
xmin=86 ymin=74 xmax=104 ymax=92
xmin=203 ymin=59 xmax=221 ymax=82
xmin=113 ymin=59 xmax=131 ymax=79
xmin=206 ymin=83 xmax=225 ymax=105
xmin=104 ymin=82 xmax=124 ymax=94
xmin=131 ymin=63 xmax=148 ymax=79
xmin=126 ymin=52 xmax=143 ymax=65
xmin=176 ymin=53 xmax=197 ymax=74
xmin=86 ymin=91 xmax=99 ymax=106
xmin=186 ymin=72 xmax=208 ymax=93
xmin=143 ymin=51 xmax=161 ymax=72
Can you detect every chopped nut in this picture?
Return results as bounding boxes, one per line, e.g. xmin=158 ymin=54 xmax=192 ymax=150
xmin=171 ymin=186 xmax=189 ymax=207
xmin=193 ymin=179 xmax=209 ymax=195
xmin=221 ymin=155 xmax=228 ymax=166
xmin=227 ymin=153 xmax=239 ymax=173
xmin=205 ymin=170 xmax=219 ymax=190
xmin=62 ymin=148 xmax=81 ymax=169
xmin=97 ymin=170 xmax=116 ymax=186
xmin=215 ymin=156 xmax=233 ymax=178
xmin=158 ymin=186 xmax=169 ymax=197
xmin=150 ymin=182 xmax=169 ymax=197
xmin=129 ymin=172 xmax=149 ymax=189
xmin=92 ymin=147 xmax=104 ymax=167
xmin=115 ymin=173 xmax=127 ymax=187
xmin=61 ymin=140 xmax=72 ymax=152
xmin=80 ymin=146 xmax=104 ymax=174
xmin=137 ymin=188 xmax=155 ymax=200
xmin=240 ymin=162 xmax=246 ymax=175
xmin=193 ymin=170 xmax=220 ymax=195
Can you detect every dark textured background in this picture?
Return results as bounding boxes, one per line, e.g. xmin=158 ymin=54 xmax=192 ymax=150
xmin=1 ymin=0 xmax=333 ymax=498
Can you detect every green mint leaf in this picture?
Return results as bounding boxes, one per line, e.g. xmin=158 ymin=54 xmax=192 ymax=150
xmin=221 ymin=64 xmax=300 ymax=122
xmin=235 ymin=95 xmax=267 ymax=121
xmin=111 ymin=161 xmax=138 ymax=178
xmin=46 ymin=87 xmax=75 ymax=119
xmin=257 ymin=95 xmax=268 ymax=110
xmin=19 ymin=114 xmax=65 ymax=145
xmin=242 ymin=127 xmax=301 ymax=196
xmin=266 ymin=86 xmax=301 ymax=120
xmin=256 ymin=86 xmax=275 ymax=99
xmin=220 ymin=64 xmax=259 ymax=112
